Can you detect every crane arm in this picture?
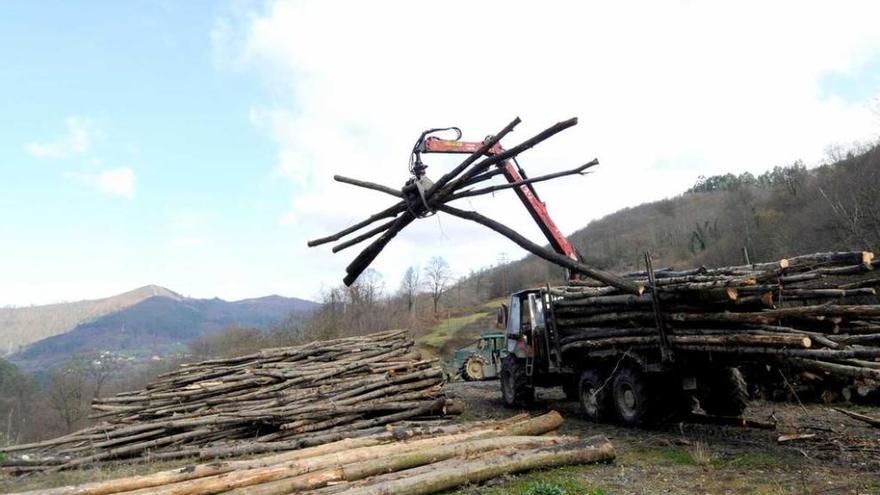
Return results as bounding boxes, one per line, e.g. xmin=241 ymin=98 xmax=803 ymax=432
xmin=420 ymin=136 xmax=581 ymax=277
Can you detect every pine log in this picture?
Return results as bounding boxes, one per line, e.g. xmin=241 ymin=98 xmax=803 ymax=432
xmin=328 ymin=438 xmax=615 ymax=495
xmin=786 ymin=251 xmax=874 ymax=267
xmin=560 ymin=334 xmax=810 ymax=352
xmin=224 ymin=436 xmax=571 ymax=495
xmin=788 ymin=358 xmax=880 ymax=380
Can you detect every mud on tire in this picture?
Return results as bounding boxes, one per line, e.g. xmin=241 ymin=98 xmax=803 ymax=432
xmin=578 ymin=368 xmax=610 ymax=422
xmin=611 ymin=365 xmax=655 ymax=426
xmin=700 ymin=367 xmax=749 ymax=416
xmin=500 ymin=355 xmax=534 ymax=408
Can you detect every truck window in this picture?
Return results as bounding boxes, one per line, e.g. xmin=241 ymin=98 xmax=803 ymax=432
xmin=528 ymin=293 xmax=545 ymax=329
xmin=507 ymin=297 xmax=521 ymax=335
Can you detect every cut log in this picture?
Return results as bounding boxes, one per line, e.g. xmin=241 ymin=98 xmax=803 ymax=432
xmin=329 ymin=437 xmax=615 ymax=495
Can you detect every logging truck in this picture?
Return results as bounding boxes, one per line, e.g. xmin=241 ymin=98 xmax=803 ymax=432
xmin=498 ymin=288 xmax=752 ymax=426
xmin=399 ymin=124 xmax=752 ymax=425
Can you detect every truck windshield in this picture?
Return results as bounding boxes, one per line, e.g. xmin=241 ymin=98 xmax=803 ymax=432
xmin=507 ymin=297 xmax=521 ymax=336
xmin=528 ymin=293 xmax=545 ymax=329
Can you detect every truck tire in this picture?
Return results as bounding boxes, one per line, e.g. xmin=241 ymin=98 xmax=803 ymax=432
xmin=611 ymin=365 xmax=654 ymax=426
xmin=500 ymin=355 xmax=534 ymax=408
xmin=578 ymin=369 xmax=610 ymax=422
xmin=562 ymin=380 xmax=579 ymax=402
xmin=701 ymin=367 xmax=749 ymax=416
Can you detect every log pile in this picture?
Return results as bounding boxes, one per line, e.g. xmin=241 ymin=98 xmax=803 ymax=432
xmin=552 ymin=251 xmax=880 ymax=388
xmin=6 ymin=412 xmax=615 ymax=495
xmin=1 ymin=330 xmax=459 ymax=471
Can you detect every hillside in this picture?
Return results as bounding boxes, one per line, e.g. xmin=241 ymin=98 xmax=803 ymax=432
xmin=4 ymin=288 xmax=318 ymax=371
xmin=0 ymin=285 xmax=183 ymax=355
xmin=460 ymin=142 xmax=880 ymax=299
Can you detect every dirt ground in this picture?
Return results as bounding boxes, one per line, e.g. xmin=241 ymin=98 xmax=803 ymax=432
xmin=444 ymin=381 xmax=880 ymax=495
xmin=2 ymin=382 xmax=877 ymax=495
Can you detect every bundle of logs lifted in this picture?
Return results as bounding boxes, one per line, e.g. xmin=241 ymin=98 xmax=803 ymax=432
xmin=1 ymin=330 xmax=456 ymax=471
xmin=8 ymin=412 xmax=615 ymax=495
xmin=551 ymin=250 xmax=880 ymax=389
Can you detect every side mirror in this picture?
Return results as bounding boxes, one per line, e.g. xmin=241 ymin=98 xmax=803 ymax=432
xmin=496 ymin=304 xmax=508 ymax=329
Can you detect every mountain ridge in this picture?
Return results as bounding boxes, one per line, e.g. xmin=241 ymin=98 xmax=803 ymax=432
xmin=0 ymin=285 xmax=317 ymax=360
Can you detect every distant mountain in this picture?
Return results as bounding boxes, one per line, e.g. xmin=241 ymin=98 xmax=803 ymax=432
xmin=2 ymin=286 xmax=318 ymax=370
xmin=0 ymin=285 xmax=184 ymax=355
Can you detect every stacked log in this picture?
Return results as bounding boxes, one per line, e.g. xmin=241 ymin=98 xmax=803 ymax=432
xmin=1 ymin=330 xmax=458 ymax=471
xmin=6 ymin=412 xmax=615 ymax=495
xmin=552 ymin=251 xmax=880 ymax=388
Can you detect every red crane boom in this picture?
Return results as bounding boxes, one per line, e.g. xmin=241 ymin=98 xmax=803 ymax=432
xmin=418 ymin=134 xmax=581 ymax=279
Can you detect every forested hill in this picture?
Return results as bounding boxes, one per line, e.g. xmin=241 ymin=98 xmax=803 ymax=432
xmin=460 ymin=142 xmax=880 ymax=299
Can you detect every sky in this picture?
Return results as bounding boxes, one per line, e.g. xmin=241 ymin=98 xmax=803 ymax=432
xmin=1 ymin=1 xmax=879 ymax=306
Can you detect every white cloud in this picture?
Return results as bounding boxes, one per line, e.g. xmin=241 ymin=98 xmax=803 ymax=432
xmin=223 ymin=0 xmax=880 ymax=289
xmin=79 ymin=167 xmax=136 ymax=199
xmin=171 ymin=237 xmax=205 ymax=248
xmin=26 ymin=117 xmax=94 ymax=159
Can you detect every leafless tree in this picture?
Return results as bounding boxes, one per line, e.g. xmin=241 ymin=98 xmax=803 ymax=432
xmin=85 ymin=354 xmax=123 ymax=399
xmin=47 ymin=359 xmax=89 ymax=433
xmin=424 ymin=257 xmax=451 ymax=314
xmin=399 ymin=266 xmax=421 ymax=316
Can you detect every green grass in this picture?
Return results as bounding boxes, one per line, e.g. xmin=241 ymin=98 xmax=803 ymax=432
xmin=624 ymin=443 xmax=795 ymax=471
xmin=419 ymin=312 xmax=489 ymax=349
xmin=625 ymin=445 xmax=698 ymax=466
xmin=439 ymin=466 xmax=607 ymax=495
xmin=479 ymin=297 xmax=507 ymax=311
xmin=718 ymin=451 xmax=794 ymax=470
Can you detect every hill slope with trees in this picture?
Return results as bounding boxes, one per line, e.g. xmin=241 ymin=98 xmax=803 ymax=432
xmin=459 ymin=142 xmax=880 ymax=300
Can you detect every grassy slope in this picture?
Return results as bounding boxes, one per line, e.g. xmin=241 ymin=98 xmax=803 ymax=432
xmin=415 ymin=298 xmax=507 ymax=365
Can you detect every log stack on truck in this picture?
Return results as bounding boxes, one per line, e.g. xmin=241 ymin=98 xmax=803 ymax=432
xmin=500 ymin=251 xmax=880 ymax=425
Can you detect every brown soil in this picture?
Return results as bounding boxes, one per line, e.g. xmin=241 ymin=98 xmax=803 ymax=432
xmin=446 ymin=380 xmax=880 ymax=495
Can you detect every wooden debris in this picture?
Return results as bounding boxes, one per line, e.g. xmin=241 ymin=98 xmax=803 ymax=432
xmin=833 ymin=407 xmax=880 ymax=428
xmin=777 ymin=433 xmax=817 ymax=443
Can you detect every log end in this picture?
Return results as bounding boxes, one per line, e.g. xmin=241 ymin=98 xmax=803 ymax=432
xmin=725 ymin=287 xmax=738 ymax=301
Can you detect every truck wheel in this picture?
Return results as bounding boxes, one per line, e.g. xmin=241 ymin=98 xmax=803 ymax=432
xmin=701 ymin=367 xmax=749 ymax=416
xmin=500 ymin=355 xmax=534 ymax=408
xmin=579 ymin=369 xmax=610 ymax=422
xmin=611 ymin=366 xmax=654 ymax=426
xmin=461 ymin=356 xmax=486 ymax=381
xmin=562 ymin=380 xmax=579 ymax=402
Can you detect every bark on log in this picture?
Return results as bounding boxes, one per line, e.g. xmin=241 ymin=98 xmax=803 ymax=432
xmin=330 ymin=438 xmax=615 ymax=495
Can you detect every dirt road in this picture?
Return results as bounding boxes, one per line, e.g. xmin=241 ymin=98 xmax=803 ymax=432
xmin=445 ymin=381 xmax=880 ymax=495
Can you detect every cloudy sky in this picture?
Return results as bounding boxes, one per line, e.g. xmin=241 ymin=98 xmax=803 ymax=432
xmin=1 ymin=1 xmax=879 ymax=306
